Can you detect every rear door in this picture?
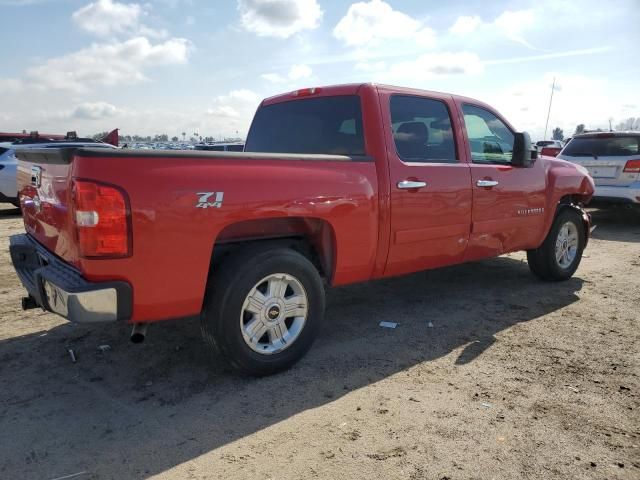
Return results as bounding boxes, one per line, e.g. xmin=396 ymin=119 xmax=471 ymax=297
xmin=456 ymin=103 xmax=547 ymax=260
xmin=381 ymin=91 xmax=472 ymax=277
xmin=559 ymin=134 xmax=640 ymax=187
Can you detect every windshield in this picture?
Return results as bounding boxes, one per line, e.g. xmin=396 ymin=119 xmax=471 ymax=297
xmin=562 ymin=136 xmax=640 ymax=157
xmin=245 ymin=95 xmax=365 ymax=155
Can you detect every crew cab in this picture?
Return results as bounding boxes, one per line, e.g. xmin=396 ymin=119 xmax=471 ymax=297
xmin=10 ymin=84 xmax=594 ymax=375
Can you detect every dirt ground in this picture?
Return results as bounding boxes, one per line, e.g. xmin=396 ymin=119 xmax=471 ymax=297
xmin=0 ymin=204 xmax=638 ymax=480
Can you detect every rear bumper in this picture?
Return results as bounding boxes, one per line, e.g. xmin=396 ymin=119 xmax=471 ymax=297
xmin=0 ymin=161 xmax=18 ymax=199
xmin=593 ymin=182 xmax=640 ymax=204
xmin=9 ymin=234 xmax=132 ymax=323
xmin=0 ymin=191 xmax=18 ymax=206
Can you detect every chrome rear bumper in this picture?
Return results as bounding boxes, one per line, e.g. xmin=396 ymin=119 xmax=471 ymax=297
xmin=9 ymin=234 xmax=132 ymax=323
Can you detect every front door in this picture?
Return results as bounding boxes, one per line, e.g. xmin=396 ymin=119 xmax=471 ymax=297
xmin=457 ymin=103 xmax=547 ymax=261
xmin=382 ymin=93 xmax=473 ymax=277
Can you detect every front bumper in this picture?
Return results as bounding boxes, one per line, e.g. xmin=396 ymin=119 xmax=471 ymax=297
xmin=593 ymin=182 xmax=640 ymax=204
xmin=9 ymin=234 xmax=132 ymax=323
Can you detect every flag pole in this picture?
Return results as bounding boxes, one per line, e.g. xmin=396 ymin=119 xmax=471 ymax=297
xmin=544 ymin=77 xmax=556 ymax=140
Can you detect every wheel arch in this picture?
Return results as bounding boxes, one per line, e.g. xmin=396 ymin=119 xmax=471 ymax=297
xmin=207 ymin=216 xmax=337 ymax=286
xmin=544 ymin=195 xmax=591 ymax=249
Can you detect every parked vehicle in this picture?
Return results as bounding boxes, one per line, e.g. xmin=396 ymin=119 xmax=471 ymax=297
xmin=536 ymin=140 xmax=564 ymax=157
xmin=0 ymin=132 xmax=65 ymax=143
xmin=558 ymin=132 xmax=640 ymax=206
xmin=536 ymin=140 xmax=564 ymax=148
xmin=195 ymin=142 xmax=244 ymax=152
xmin=0 ymin=138 xmax=116 ymax=207
xmin=10 ymin=84 xmax=594 ymax=375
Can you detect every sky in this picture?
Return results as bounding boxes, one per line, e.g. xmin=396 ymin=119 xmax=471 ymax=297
xmin=0 ymin=0 xmax=639 ymax=141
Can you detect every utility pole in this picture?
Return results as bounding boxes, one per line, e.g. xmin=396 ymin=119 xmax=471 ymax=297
xmin=544 ymin=77 xmax=556 ymax=141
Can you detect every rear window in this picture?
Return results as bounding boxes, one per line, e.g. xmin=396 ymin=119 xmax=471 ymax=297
xmin=563 ymin=136 xmax=640 ymax=157
xmin=245 ymin=96 xmax=365 ymax=156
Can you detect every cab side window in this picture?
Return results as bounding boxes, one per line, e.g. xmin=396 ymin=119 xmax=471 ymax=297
xmin=462 ymin=104 xmax=514 ymax=165
xmin=390 ymin=95 xmax=457 ymax=163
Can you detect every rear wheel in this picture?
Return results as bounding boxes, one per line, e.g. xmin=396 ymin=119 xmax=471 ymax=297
xmin=527 ymin=208 xmax=586 ymax=281
xmin=201 ymin=247 xmax=325 ymax=376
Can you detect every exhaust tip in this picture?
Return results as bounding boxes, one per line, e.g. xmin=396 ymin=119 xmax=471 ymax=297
xmin=130 ymin=323 xmax=148 ymax=344
xmin=21 ymin=296 xmax=38 ymax=310
xmin=130 ymin=332 xmax=145 ymax=344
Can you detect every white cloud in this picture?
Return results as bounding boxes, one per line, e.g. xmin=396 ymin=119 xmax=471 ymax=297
xmin=73 ymin=0 xmax=140 ymax=36
xmin=70 ymin=101 xmax=119 ymax=119
xmin=26 ymin=37 xmax=191 ymax=92
xmin=288 ymin=64 xmax=312 ymax=80
xmin=72 ymin=0 xmax=167 ymax=38
xmin=446 ymin=10 xmax=537 ymax=48
xmin=357 ymin=52 xmax=484 ymax=81
xmin=207 ymin=105 xmax=240 ymax=118
xmin=488 ymin=73 xmax=613 ymax=138
xmin=388 ymin=52 xmax=484 ymax=78
xmin=261 ymin=64 xmax=312 ymax=83
xmin=238 ymin=0 xmax=323 ymax=38
xmin=216 ymin=89 xmax=261 ymax=103
xmin=449 ymin=15 xmax=481 ymax=35
xmin=493 ymin=9 xmax=536 ymax=48
xmin=333 ymin=0 xmax=435 ymax=48
xmin=354 ymin=60 xmax=386 ymax=72
xmin=0 ymin=78 xmax=23 ymax=93
xmin=261 ymin=73 xmax=284 ymax=83
xmin=202 ymin=88 xmax=262 ymax=135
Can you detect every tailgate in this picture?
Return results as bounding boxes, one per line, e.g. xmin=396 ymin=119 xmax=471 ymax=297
xmin=561 ymin=155 xmax=639 ymax=186
xmin=15 ymin=148 xmax=80 ymax=266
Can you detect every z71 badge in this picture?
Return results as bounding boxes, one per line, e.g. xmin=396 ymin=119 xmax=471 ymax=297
xmin=196 ymin=192 xmax=224 ymax=208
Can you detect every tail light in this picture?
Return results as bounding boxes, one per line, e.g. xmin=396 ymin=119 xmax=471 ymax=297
xmin=72 ymin=179 xmax=131 ymax=258
xmin=623 ymin=159 xmax=640 ymax=173
xmin=540 ymin=147 xmax=561 ymax=157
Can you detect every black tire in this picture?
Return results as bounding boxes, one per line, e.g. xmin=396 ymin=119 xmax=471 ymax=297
xmin=201 ymin=247 xmax=325 ymax=376
xmin=527 ymin=208 xmax=586 ymax=281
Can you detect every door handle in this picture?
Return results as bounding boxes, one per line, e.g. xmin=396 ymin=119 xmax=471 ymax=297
xmin=397 ymin=180 xmax=427 ymax=189
xmin=476 ymin=179 xmax=499 ymax=187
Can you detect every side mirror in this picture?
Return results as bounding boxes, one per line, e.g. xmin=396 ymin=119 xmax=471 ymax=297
xmin=512 ymin=132 xmax=537 ymax=167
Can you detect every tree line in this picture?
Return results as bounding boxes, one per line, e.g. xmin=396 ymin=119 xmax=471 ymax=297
xmin=549 ymin=117 xmax=640 ymax=142
xmin=91 ymin=132 xmax=240 ymax=143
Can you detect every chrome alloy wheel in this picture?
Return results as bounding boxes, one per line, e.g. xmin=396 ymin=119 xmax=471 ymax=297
xmin=555 ymin=221 xmax=579 ymax=269
xmin=240 ymin=273 xmax=308 ymax=355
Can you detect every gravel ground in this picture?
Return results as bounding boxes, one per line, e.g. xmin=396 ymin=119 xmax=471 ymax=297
xmin=0 ymin=204 xmax=638 ymax=480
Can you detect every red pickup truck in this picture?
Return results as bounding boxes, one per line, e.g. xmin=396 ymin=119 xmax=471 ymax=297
xmin=10 ymin=84 xmax=594 ymax=375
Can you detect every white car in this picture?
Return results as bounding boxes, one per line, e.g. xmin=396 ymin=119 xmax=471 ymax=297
xmin=536 ymin=140 xmax=564 ymax=149
xmin=0 ymin=139 xmax=116 ymax=207
xmin=557 ymin=132 xmax=640 ymax=206
xmin=0 ymin=142 xmax=20 ymax=206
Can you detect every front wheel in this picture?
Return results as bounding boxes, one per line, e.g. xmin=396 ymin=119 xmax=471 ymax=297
xmin=527 ymin=208 xmax=586 ymax=281
xmin=201 ymin=247 xmax=325 ymax=376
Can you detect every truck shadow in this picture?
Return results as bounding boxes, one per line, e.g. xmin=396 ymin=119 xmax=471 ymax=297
xmin=0 ymin=255 xmax=585 ymax=479
xmin=0 ymin=206 xmax=21 ymax=219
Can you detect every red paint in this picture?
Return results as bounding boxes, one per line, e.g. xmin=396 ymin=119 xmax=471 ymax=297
xmin=16 ymin=84 xmax=594 ymax=323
